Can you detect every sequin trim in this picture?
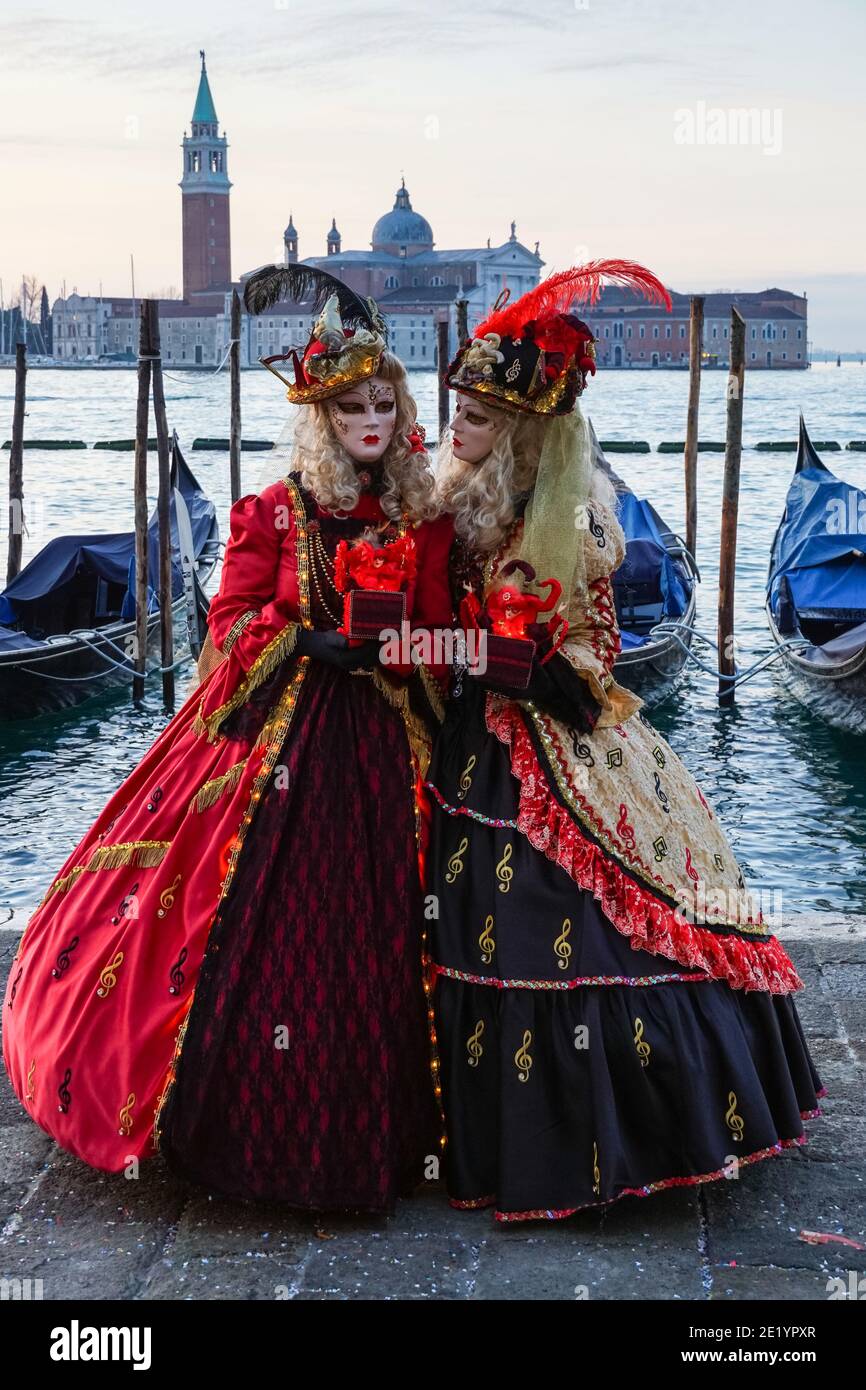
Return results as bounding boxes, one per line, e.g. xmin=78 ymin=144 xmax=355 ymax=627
xmin=424 ymin=781 xmax=518 ymax=829
xmin=433 ymin=963 xmax=715 ymax=990
xmin=449 ymin=1102 xmax=826 ymax=1223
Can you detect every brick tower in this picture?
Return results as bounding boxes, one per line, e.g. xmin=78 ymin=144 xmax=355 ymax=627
xmin=180 ymin=51 xmax=232 ymax=301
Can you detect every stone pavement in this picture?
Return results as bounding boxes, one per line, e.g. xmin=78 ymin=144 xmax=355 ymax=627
xmin=1 ymin=918 xmax=864 ymax=1302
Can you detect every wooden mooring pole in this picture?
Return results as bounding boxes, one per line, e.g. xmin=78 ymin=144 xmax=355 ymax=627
xmin=6 ymin=342 xmax=26 ymax=584
xmin=455 ymin=297 xmax=469 ymax=347
xmin=148 ymin=300 xmax=175 ymax=711
xmin=437 ymin=318 xmax=450 ymax=437
xmin=684 ymin=296 xmax=704 ymax=561
xmin=717 ymin=307 xmax=746 ymax=707
xmin=132 ymin=305 xmax=151 ymax=703
xmin=229 ymin=289 xmax=242 ymax=505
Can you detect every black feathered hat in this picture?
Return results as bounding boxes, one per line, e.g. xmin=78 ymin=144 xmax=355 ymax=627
xmin=242 ymin=264 xmax=388 ymax=404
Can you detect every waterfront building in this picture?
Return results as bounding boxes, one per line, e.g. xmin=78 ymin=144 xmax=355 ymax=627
xmin=47 ymin=58 xmax=807 ymax=372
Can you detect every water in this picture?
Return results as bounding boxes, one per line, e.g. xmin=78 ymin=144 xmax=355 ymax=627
xmin=1 ymin=362 xmax=865 ymax=925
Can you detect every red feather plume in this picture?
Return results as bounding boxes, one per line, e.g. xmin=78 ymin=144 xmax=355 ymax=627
xmin=474 ymin=259 xmax=672 ymax=341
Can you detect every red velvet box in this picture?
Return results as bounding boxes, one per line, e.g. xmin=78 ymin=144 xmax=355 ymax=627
xmin=344 ymin=589 xmax=407 ymax=642
xmin=471 ymin=633 xmax=536 ymax=691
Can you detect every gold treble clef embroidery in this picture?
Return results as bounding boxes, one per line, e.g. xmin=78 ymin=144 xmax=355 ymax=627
xmin=457 ymin=754 xmax=476 ymax=801
xmin=157 ymin=874 xmax=182 ymax=919
xmin=515 ymin=1030 xmax=532 ymax=1082
xmin=466 ymin=1021 xmax=485 ymax=1067
xmin=445 ymin=836 xmax=469 ymax=884
xmin=592 ymin=1141 xmax=601 ymax=1195
xmin=495 ymin=842 xmax=514 ymax=894
xmin=25 ymin=1058 xmax=36 ymax=1104
xmin=554 ymin=918 xmax=572 ymax=971
xmin=725 ymin=1090 xmax=745 ymax=1143
xmin=478 ymin=914 xmax=496 ymax=964
xmin=96 ymin=951 xmax=124 ymax=998
xmin=634 ymin=1017 xmax=651 ymax=1068
xmin=118 ymin=1092 xmax=136 ymax=1137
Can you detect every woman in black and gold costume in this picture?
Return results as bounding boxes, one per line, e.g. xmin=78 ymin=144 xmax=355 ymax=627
xmin=424 ymin=261 xmax=825 ymax=1223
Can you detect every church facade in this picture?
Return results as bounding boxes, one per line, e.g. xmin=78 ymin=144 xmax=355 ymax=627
xmin=241 ymin=181 xmax=544 ymax=369
xmin=50 ymin=56 xmax=807 ymax=371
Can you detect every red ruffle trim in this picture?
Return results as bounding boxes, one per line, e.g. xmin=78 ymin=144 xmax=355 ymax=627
xmin=486 ymin=701 xmax=803 ymax=996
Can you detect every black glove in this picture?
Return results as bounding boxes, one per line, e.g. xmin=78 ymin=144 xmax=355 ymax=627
xmin=295 ymin=629 xmax=380 ymax=671
xmin=469 ymin=651 xmax=601 ymax=732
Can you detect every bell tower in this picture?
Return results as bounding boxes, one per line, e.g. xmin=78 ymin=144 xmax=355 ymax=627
xmin=180 ymin=51 xmax=232 ymax=300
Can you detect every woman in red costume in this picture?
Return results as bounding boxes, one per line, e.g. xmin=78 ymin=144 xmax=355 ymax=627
xmin=425 ymin=261 xmax=825 ymax=1222
xmin=2 ymin=267 xmax=453 ymax=1213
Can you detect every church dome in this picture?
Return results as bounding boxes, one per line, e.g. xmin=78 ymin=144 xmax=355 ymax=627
xmin=372 ymin=180 xmax=433 ymax=250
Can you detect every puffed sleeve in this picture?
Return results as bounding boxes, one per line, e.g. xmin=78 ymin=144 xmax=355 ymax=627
xmin=557 ymin=499 xmax=643 ymax=727
xmin=196 ymin=483 xmax=302 ymax=741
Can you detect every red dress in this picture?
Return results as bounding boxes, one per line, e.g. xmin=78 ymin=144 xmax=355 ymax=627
xmin=2 ymin=473 xmax=454 ymax=1213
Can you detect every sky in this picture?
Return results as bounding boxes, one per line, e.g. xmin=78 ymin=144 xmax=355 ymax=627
xmin=1 ymin=0 xmax=864 ymax=348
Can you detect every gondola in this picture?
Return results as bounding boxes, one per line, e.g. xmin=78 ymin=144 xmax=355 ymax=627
xmin=0 ymin=433 xmax=220 ymax=722
xmin=588 ymin=420 xmax=700 ymax=704
xmin=766 ymin=415 xmax=866 ymax=732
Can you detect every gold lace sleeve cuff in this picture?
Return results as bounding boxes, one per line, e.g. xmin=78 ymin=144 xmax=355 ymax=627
xmin=222 ymin=609 xmax=260 ymax=656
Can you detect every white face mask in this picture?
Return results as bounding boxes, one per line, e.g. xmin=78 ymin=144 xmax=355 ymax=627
xmin=327 ymin=376 xmax=397 ymax=463
xmin=450 ymin=391 xmax=506 ymax=464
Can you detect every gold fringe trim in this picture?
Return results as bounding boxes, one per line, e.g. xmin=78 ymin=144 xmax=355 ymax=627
xmin=87 ymin=840 xmax=170 ymax=872
xmin=370 ymin=667 xmax=433 ymax=781
xmin=416 ymin=662 xmax=446 ymax=724
xmin=190 ymin=758 xmax=249 ymax=813
xmin=38 ymin=840 xmax=171 ymax=911
xmin=43 ymin=865 xmax=87 ymax=900
xmin=197 ymin=621 xmax=301 ymax=744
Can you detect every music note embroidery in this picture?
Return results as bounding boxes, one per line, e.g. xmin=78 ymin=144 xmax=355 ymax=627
xmin=169 ymin=947 xmax=189 ymax=996
xmin=146 ymin=786 xmax=164 ymax=814
xmin=592 ymin=1141 xmax=601 ymax=1195
xmin=96 ymin=952 xmax=124 ymax=998
xmin=157 ymin=874 xmax=182 ymax=919
xmin=634 ymin=1017 xmax=651 ymax=1068
xmin=554 ymin=918 xmax=572 ymax=971
xmin=57 ymin=1068 xmax=72 ymax=1114
xmin=495 ymin=843 xmax=514 ymax=894
xmin=514 ymin=1030 xmax=532 ymax=1082
xmin=111 ymin=884 xmax=139 ymax=925
xmin=457 ymin=755 xmax=476 ymax=801
xmin=52 ymin=937 xmax=80 ymax=979
xmin=478 ymin=914 xmax=496 ymax=965
xmin=118 ymin=1093 xmax=136 ymax=1137
xmin=8 ymin=966 xmax=23 ymax=1008
xmin=466 ymin=1021 xmax=485 ymax=1068
xmin=445 ymin=837 xmax=468 ymax=885
xmin=725 ymin=1090 xmax=745 ymax=1143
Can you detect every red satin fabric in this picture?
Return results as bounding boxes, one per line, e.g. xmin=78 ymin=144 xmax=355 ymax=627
xmin=2 ymin=479 xmax=454 ymax=1174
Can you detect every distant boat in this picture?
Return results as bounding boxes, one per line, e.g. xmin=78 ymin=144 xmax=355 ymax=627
xmin=766 ymin=416 xmax=866 ymax=732
xmin=588 ymin=420 xmax=699 ymax=704
xmin=0 ymin=433 xmax=220 ymax=721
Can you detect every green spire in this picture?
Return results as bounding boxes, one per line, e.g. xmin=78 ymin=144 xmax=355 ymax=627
xmin=192 ymin=50 xmax=218 ymax=124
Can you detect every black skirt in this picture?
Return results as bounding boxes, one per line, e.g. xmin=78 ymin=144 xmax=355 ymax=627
xmin=425 ymin=678 xmax=825 ymax=1222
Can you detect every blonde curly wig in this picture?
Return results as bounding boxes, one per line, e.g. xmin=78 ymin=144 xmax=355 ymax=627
xmin=292 ymin=351 xmax=439 ymax=524
xmin=436 ymin=404 xmax=617 ymax=554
